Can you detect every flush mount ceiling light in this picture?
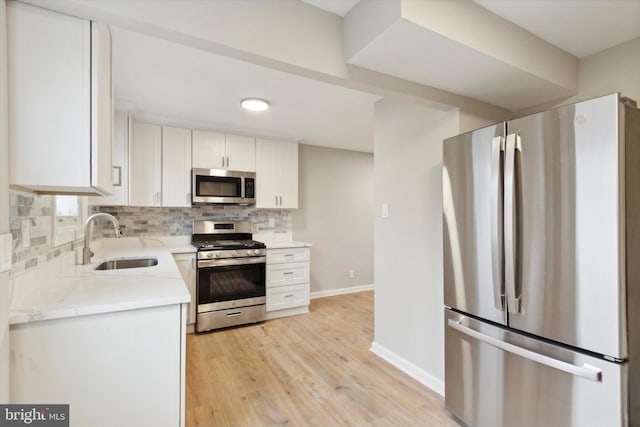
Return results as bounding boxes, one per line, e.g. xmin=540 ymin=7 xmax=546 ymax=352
xmin=241 ymin=98 xmax=270 ymax=112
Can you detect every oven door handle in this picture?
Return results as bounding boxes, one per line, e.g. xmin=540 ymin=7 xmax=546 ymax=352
xmin=198 ymin=256 xmax=266 ymax=268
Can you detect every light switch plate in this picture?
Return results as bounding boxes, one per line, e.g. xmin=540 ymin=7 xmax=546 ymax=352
xmin=0 ymin=233 xmax=11 ymax=273
xmin=381 ymin=203 xmax=390 ymax=219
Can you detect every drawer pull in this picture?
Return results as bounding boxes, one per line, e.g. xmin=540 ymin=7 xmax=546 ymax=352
xmin=226 ymin=311 xmax=242 ymax=318
xmin=284 ymin=294 xmax=294 ymax=298
xmin=283 ymin=271 xmax=294 ymax=275
xmin=284 ymin=254 xmax=295 ymax=257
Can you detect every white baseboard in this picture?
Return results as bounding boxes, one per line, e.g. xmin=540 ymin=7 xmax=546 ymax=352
xmin=310 ymin=284 xmax=374 ymax=299
xmin=370 ymin=341 xmax=444 ymax=397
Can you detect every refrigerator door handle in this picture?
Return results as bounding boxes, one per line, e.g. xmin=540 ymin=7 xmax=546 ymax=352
xmin=447 ymin=319 xmax=602 ymax=382
xmin=504 ymin=133 xmax=522 ymax=314
xmin=491 ymin=136 xmax=505 ymax=310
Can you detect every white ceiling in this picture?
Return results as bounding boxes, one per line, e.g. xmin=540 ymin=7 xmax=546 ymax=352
xmin=110 ymin=0 xmax=640 ymax=154
xmin=301 ymin=0 xmax=359 ymax=17
xmin=113 ymin=28 xmax=379 ymax=153
xmin=305 ymin=0 xmax=640 ymax=59
xmin=474 ymin=0 xmax=640 ymax=58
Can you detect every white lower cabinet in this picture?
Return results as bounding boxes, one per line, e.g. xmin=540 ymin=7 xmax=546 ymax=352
xmin=266 ymin=247 xmax=310 ymax=319
xmin=267 ymin=283 xmax=309 ymax=312
xmin=173 ymin=252 xmax=196 ymax=329
xmin=10 ymin=304 xmax=185 ymax=427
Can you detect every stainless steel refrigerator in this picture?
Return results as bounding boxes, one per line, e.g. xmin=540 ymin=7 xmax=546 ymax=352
xmin=443 ymin=93 xmax=640 ymax=427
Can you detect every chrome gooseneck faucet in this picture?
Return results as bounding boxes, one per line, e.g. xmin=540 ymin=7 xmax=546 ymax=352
xmin=83 ymin=213 xmax=121 ymax=265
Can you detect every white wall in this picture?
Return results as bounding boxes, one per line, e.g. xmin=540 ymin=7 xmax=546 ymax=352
xmin=291 ymin=144 xmax=374 ymax=296
xmin=371 ymin=100 xmax=458 ymax=394
xmin=0 ymin=0 xmax=11 ymax=403
xmin=517 ymin=37 xmax=640 ymax=115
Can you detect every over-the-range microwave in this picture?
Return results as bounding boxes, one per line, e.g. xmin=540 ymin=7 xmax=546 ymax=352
xmin=192 ymin=168 xmax=256 ymax=205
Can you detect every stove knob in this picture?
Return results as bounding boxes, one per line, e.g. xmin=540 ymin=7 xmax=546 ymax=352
xmin=215 ymin=251 xmax=222 ymax=258
xmin=231 ymin=250 xmax=238 ymax=257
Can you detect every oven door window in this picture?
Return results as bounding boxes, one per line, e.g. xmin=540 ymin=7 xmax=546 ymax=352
xmin=195 ymin=175 xmax=242 ymax=198
xmin=198 ymin=263 xmax=265 ymax=304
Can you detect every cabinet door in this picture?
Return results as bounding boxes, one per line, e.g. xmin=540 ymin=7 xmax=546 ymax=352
xmin=278 ymin=142 xmax=298 ymax=209
xmin=266 ymin=284 xmax=310 ymax=312
xmin=267 ymin=262 xmax=310 ymax=287
xmin=255 ymin=139 xmax=280 ymax=208
xmin=90 ymin=21 xmax=113 ymax=195
xmin=90 ymin=111 xmax=129 ymax=206
xmin=130 ymin=122 xmax=162 ymax=206
xmin=226 ymin=134 xmax=255 ymax=171
xmin=174 ymin=254 xmax=196 ymax=326
xmin=8 ymin=3 xmax=91 ymax=192
xmin=162 ymin=127 xmax=192 ymax=207
xmin=192 ymin=130 xmax=225 ymax=169
xmin=8 ymin=3 xmax=114 ymax=195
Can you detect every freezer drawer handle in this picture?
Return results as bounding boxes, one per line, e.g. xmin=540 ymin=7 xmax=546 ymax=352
xmin=447 ymin=319 xmax=602 ymax=382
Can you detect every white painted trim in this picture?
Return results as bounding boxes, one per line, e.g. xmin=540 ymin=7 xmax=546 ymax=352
xmin=370 ymin=341 xmax=444 ymax=397
xmin=310 ymin=284 xmax=374 ymax=299
xmin=265 ymin=305 xmax=309 ymax=320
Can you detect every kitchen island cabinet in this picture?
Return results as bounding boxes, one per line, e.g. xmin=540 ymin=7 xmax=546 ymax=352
xmin=8 ymin=241 xmax=191 ymax=427
xmin=10 ymin=304 xmax=185 ymax=427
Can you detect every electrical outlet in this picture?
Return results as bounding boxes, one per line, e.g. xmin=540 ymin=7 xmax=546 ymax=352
xmin=21 ymin=219 xmax=31 ymax=248
xmin=348 ymin=269 xmax=355 ymax=279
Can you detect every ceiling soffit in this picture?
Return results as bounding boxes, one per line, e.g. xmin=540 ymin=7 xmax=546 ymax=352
xmin=344 ymin=0 xmax=579 ymax=111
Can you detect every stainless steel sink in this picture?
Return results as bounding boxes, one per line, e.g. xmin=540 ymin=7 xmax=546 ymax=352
xmin=94 ymin=257 xmax=158 ymax=270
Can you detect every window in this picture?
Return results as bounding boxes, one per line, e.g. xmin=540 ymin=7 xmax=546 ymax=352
xmin=52 ymin=195 xmax=87 ymax=246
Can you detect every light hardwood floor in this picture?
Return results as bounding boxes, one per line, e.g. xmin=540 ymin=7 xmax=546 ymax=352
xmin=185 ymin=291 xmax=458 ymax=426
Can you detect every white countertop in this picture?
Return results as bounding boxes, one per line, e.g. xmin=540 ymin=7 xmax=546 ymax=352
xmin=9 ymin=238 xmax=194 ymax=326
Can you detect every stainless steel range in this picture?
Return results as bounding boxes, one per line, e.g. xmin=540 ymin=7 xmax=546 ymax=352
xmin=192 ymin=220 xmax=266 ymax=332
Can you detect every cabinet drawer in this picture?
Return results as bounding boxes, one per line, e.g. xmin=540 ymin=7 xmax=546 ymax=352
xmin=267 ymin=262 xmax=309 ymax=287
xmin=266 ymin=284 xmax=309 ymax=312
xmin=267 ymin=247 xmax=309 ymax=264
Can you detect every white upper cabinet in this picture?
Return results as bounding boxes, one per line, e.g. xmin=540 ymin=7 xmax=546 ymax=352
xmin=192 ymin=131 xmax=255 ymax=172
xmin=225 ymin=134 xmax=256 ymax=171
xmin=130 ymin=122 xmax=192 ymax=207
xmin=192 ymin=130 xmax=225 ymax=169
xmin=256 ymin=139 xmax=298 ymax=209
xmin=90 ymin=111 xmax=130 ymax=206
xmin=162 ymin=127 xmax=192 ymax=207
xmin=8 ymin=2 xmax=113 ymax=195
xmin=130 ymin=122 xmax=162 ymax=207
